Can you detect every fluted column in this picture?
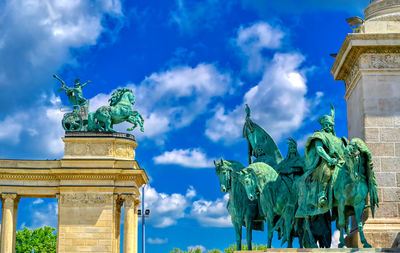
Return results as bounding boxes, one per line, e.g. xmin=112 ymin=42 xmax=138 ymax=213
xmin=122 ymin=195 xmax=137 ymax=253
xmin=1 ymin=194 xmax=18 ymax=253
xmin=11 ymin=197 xmax=20 ymax=253
xmin=114 ymin=196 xmax=123 ymax=253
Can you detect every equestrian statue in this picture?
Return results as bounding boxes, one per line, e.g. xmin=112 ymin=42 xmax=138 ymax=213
xmin=214 ymin=104 xmax=379 ymax=250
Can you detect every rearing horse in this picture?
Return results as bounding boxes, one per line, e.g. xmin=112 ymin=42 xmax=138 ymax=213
xmin=214 ymin=159 xmax=264 ymax=251
xmin=87 ymin=88 xmax=144 ymax=132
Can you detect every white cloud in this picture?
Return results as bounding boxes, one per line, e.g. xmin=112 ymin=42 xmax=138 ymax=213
xmin=147 ymin=237 xmax=168 ymax=245
xmin=0 ymin=0 xmax=123 ymax=112
xmin=32 ymin=199 xmax=44 ymax=205
xmin=188 ymin=245 xmax=206 ymax=253
xmin=89 ymin=63 xmax=232 ymax=141
xmin=154 ymin=148 xmax=215 ymax=168
xmin=143 ymin=185 xmax=193 ymax=228
xmin=0 ymin=93 xmax=65 ymax=156
xmin=31 ymin=201 xmax=58 ymax=229
xmin=331 ymin=230 xmax=340 ymax=248
xmin=190 ymin=194 xmax=232 ymax=227
xmin=235 ymin=22 xmax=284 ymax=74
xmin=206 ymin=22 xmax=321 ymax=144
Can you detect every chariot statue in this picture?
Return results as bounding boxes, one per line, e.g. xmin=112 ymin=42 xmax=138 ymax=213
xmin=54 ymin=74 xmax=144 ymax=133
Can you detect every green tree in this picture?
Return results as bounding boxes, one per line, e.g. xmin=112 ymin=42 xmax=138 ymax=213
xmin=16 ymin=226 xmax=56 ymax=253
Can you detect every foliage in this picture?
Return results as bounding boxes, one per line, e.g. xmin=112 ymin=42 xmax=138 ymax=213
xmin=223 ymin=244 xmax=267 ymax=253
xmin=170 ymin=244 xmax=267 ymax=253
xmin=16 ymin=226 xmax=57 ymax=253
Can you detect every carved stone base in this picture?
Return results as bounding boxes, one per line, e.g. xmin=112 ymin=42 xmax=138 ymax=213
xmin=63 ymin=132 xmax=138 ymax=160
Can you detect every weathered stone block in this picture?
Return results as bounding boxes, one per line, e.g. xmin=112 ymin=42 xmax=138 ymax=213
xmin=372 ymin=156 xmax=381 ymax=171
xmin=375 ymin=202 xmax=399 ymax=218
xmin=381 ymin=128 xmax=400 ymax=142
xmin=375 ymin=172 xmax=397 ymax=187
xmin=365 ymin=128 xmax=380 ymax=142
xmin=368 ymin=143 xmax=395 ymax=156
xmin=395 ymin=143 xmax=400 ymax=156
xmin=381 ymin=158 xmax=400 ymax=172
xmin=382 ymin=187 xmax=400 ymax=202
xmin=397 ymin=173 xmax=400 ymax=187
xmin=378 ymin=98 xmax=400 ymax=113
xmin=365 ymin=115 xmax=394 ymax=127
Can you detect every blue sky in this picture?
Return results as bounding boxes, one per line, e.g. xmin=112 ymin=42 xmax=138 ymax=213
xmin=0 ymin=0 xmax=370 ymax=252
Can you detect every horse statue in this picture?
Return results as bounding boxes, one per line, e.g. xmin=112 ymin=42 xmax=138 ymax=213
xmin=87 ymin=88 xmax=144 ymax=132
xmin=334 ymin=138 xmax=379 ymax=248
xmin=214 ymin=159 xmax=264 ymax=251
xmin=237 ymin=162 xmax=332 ymax=248
xmin=282 ymin=137 xmax=379 ymax=248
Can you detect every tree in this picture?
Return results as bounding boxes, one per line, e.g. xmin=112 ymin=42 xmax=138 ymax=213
xmin=16 ymin=226 xmax=57 ymax=253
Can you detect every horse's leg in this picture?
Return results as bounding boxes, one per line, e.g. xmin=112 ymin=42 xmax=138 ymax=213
xmin=246 ymin=217 xmax=253 ymax=251
xmin=288 ymin=233 xmax=293 ymax=248
xmin=338 ymin=201 xmax=346 ymax=248
xmin=233 ymin=221 xmax=242 ymax=251
xmin=104 ymin=115 xmax=116 ymax=132
xmin=355 ymin=201 xmax=372 ymax=248
xmin=304 ymin=217 xmax=318 ymax=248
xmin=266 ymin=220 xmax=273 ymax=248
xmin=126 ymin=115 xmax=138 ymax=131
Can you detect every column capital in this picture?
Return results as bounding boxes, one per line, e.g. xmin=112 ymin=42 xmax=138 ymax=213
xmin=2 ymin=193 xmax=17 ymax=200
xmin=121 ymin=194 xmax=137 ymax=208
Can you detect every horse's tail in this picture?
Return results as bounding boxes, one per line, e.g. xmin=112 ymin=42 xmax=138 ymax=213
xmin=87 ymin=112 xmax=96 ymax=132
xmin=367 ymin=165 xmax=379 ymax=217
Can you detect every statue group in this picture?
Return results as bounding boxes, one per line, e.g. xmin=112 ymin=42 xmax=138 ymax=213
xmin=215 ymin=104 xmax=379 ymax=249
xmin=54 ymin=74 xmax=144 ymax=133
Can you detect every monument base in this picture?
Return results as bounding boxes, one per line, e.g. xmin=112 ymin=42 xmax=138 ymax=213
xmin=237 ymin=249 xmax=397 ymax=252
xmin=344 ymin=218 xmax=400 ymax=248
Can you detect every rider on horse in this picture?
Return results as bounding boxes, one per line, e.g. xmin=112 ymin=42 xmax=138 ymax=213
xmin=304 ymin=105 xmax=345 ymax=209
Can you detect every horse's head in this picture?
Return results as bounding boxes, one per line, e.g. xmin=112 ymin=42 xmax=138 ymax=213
xmin=237 ymin=168 xmax=258 ymax=201
xmin=214 ymin=159 xmax=232 ymax=193
xmin=109 ymin=88 xmax=135 ymax=106
xmin=343 ymin=141 xmax=362 ymax=181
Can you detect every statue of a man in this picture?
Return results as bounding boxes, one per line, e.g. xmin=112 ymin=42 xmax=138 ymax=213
xmin=54 ymin=74 xmax=91 ymax=108
xmin=304 ymin=105 xmax=345 ymax=208
xmin=276 ymin=138 xmax=304 ymax=180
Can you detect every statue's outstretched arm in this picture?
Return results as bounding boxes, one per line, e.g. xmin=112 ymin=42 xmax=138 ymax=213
xmin=81 ymin=80 xmax=92 ymax=87
xmin=315 ymin=140 xmax=337 ymax=166
xmin=53 ymin=74 xmax=65 ymax=86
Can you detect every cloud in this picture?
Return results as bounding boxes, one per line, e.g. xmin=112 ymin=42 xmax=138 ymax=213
xmin=235 ymin=22 xmax=284 ymax=74
xmin=147 ymin=237 xmax=168 ymax=245
xmin=190 ymin=194 xmax=232 ymax=227
xmin=0 ymin=0 xmax=123 ymax=114
xmin=331 ymin=230 xmax=340 ymax=248
xmin=170 ymin=0 xmax=234 ymax=33
xmin=32 ymin=199 xmax=44 ymax=205
xmin=0 ymin=93 xmax=65 ymax=157
xmin=31 ymin=200 xmax=58 ymax=229
xmin=188 ymin=245 xmax=206 ymax=253
xmin=143 ymin=185 xmax=195 ymax=228
xmin=153 ymin=148 xmax=215 ymax=168
xmin=89 ymin=63 xmax=232 ymax=141
xmin=206 ymin=22 xmax=321 ymax=144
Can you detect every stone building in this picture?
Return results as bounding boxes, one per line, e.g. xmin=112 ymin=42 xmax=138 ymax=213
xmin=331 ymin=0 xmax=400 ymax=247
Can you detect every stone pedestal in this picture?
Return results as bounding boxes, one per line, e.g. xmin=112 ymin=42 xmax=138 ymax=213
xmin=331 ymin=0 xmax=400 ymax=248
xmin=0 ymin=132 xmax=148 ymax=253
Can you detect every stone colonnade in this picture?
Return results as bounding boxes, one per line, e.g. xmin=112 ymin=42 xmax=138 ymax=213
xmin=0 ymin=132 xmax=148 ymax=253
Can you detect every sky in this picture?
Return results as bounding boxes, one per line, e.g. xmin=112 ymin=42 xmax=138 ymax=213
xmin=0 ymin=0 xmax=370 ymax=252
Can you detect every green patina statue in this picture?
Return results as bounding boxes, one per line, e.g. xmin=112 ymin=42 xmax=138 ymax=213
xmin=54 ymin=75 xmax=144 ymax=133
xmin=215 ymin=104 xmax=379 ymax=249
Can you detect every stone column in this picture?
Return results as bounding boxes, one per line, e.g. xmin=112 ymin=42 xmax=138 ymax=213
xmin=12 ymin=197 xmax=20 ymax=253
xmin=331 ymin=0 xmax=400 ymax=247
xmin=1 ymin=194 xmax=17 ymax=253
xmin=122 ymin=195 xmax=137 ymax=253
xmin=114 ymin=196 xmax=123 ymax=253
